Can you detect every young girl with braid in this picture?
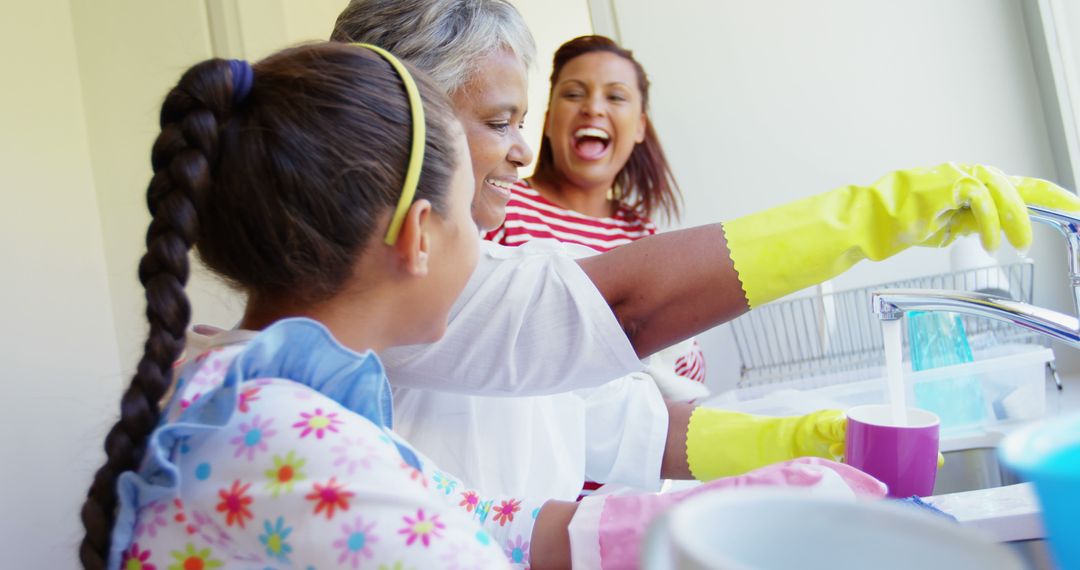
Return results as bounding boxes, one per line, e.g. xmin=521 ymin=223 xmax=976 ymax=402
xmin=78 ymin=41 xmax=891 ymax=570
xmin=77 ymin=42 xmax=523 ymax=569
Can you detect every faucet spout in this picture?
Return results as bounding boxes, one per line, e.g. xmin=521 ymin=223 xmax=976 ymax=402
xmin=872 ymin=288 xmax=1080 ymax=346
xmin=871 ymin=204 xmax=1080 ymax=348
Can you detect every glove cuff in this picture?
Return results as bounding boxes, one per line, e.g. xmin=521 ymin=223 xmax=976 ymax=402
xmin=722 ymin=187 xmax=865 ymax=308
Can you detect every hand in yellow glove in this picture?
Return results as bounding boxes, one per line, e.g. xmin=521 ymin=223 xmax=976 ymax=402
xmin=723 ymin=163 xmax=1080 ymax=308
xmin=684 ymin=407 xmax=947 ymax=481
xmin=686 ymin=407 xmax=846 ymax=480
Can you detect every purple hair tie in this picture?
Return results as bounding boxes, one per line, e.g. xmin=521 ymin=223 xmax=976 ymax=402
xmin=228 ymin=59 xmax=254 ymax=104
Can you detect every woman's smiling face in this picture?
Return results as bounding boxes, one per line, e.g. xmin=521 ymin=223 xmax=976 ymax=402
xmin=451 ymin=49 xmax=533 ymax=232
xmin=543 ymin=51 xmax=647 ymax=192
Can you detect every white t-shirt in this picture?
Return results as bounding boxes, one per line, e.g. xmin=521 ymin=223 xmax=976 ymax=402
xmin=392 ymin=373 xmax=668 ymax=500
xmin=384 ymin=240 xmax=668 ymax=499
xmin=380 ymin=240 xmax=644 ymax=396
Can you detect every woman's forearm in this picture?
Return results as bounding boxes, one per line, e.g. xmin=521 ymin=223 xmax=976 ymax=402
xmin=578 ymin=224 xmax=748 ymax=358
xmin=661 ymin=400 xmax=696 ymax=479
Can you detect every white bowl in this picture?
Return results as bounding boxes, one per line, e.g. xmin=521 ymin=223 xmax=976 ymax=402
xmin=643 ymin=490 xmax=1023 ymax=570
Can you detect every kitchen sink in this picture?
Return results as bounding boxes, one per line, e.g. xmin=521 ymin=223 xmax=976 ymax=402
xmin=933 ymin=446 xmax=1020 ymax=495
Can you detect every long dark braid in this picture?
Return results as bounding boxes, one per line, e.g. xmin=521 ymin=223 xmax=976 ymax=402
xmin=78 ymin=59 xmax=235 ymax=570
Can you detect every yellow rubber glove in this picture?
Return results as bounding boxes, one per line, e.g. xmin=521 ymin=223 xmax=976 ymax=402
xmin=686 ymin=407 xmax=847 ymax=480
xmin=723 ymin=163 xmax=1080 ymax=308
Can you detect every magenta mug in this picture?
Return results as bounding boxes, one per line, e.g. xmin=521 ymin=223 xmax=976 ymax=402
xmin=845 ymin=404 xmax=940 ymax=498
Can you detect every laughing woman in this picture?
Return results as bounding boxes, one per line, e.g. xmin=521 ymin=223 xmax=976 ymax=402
xmin=486 ymin=35 xmax=709 ymax=402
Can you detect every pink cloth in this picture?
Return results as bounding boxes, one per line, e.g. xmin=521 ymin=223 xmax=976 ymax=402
xmin=595 ymin=458 xmax=886 ymax=569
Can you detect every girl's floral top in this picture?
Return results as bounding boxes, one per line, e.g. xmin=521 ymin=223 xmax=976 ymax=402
xmin=108 ymin=318 xmax=540 ymax=569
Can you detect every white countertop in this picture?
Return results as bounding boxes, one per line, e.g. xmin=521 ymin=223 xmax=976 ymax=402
xmin=928 ymin=483 xmax=1044 ymax=542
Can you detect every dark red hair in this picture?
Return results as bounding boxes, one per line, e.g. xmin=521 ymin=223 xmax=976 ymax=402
xmin=531 ymin=35 xmax=681 ymax=221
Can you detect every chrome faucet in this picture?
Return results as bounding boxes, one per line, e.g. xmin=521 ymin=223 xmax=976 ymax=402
xmin=872 ymin=206 xmax=1080 ymax=386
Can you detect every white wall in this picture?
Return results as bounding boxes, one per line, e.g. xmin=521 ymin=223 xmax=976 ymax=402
xmin=606 ymin=0 xmax=1069 ymax=391
xmin=1045 ymin=0 xmax=1080 ymax=190
xmin=0 ymin=1 xmax=123 ymax=567
xmin=71 ymin=0 xmax=228 ymax=378
xmin=1064 ymin=0 xmax=1080 ymax=85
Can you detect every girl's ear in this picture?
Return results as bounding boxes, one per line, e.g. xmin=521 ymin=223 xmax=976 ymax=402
xmin=393 ymin=199 xmax=432 ymax=277
xmin=635 ymin=112 xmax=648 ymax=144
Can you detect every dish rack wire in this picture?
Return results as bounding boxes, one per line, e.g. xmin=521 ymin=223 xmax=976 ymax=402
xmin=730 ymin=262 xmax=1049 ymax=390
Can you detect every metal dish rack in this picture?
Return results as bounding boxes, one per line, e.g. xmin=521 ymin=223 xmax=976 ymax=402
xmin=730 ymin=262 xmax=1049 ymax=391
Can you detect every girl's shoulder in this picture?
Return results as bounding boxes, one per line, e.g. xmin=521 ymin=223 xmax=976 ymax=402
xmin=165 ymin=318 xmax=392 ymax=427
xmin=165 ymin=343 xmax=249 ymax=422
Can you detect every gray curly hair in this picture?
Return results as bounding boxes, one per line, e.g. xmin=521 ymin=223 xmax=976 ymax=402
xmin=331 ymin=0 xmax=536 ymax=96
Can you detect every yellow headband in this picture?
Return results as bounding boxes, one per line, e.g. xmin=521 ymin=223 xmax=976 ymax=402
xmin=352 ymin=43 xmax=427 ymax=245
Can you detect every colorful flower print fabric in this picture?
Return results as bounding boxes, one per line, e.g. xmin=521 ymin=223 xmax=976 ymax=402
xmin=109 ymin=319 xmax=539 ymax=569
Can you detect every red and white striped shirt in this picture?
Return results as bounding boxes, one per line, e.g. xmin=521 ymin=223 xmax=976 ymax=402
xmin=484 ymin=181 xmax=657 ymax=252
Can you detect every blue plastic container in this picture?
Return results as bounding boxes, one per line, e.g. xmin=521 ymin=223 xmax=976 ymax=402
xmin=907 ymin=311 xmax=987 ymax=429
xmin=998 ymin=412 xmax=1080 ymax=569
xmin=908 ymin=311 xmax=974 ymax=369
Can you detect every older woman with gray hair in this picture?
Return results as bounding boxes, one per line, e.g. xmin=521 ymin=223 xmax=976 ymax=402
xmin=333 ymin=0 xmax=535 ymax=233
xmin=332 ymin=0 xmax=710 ymax=505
